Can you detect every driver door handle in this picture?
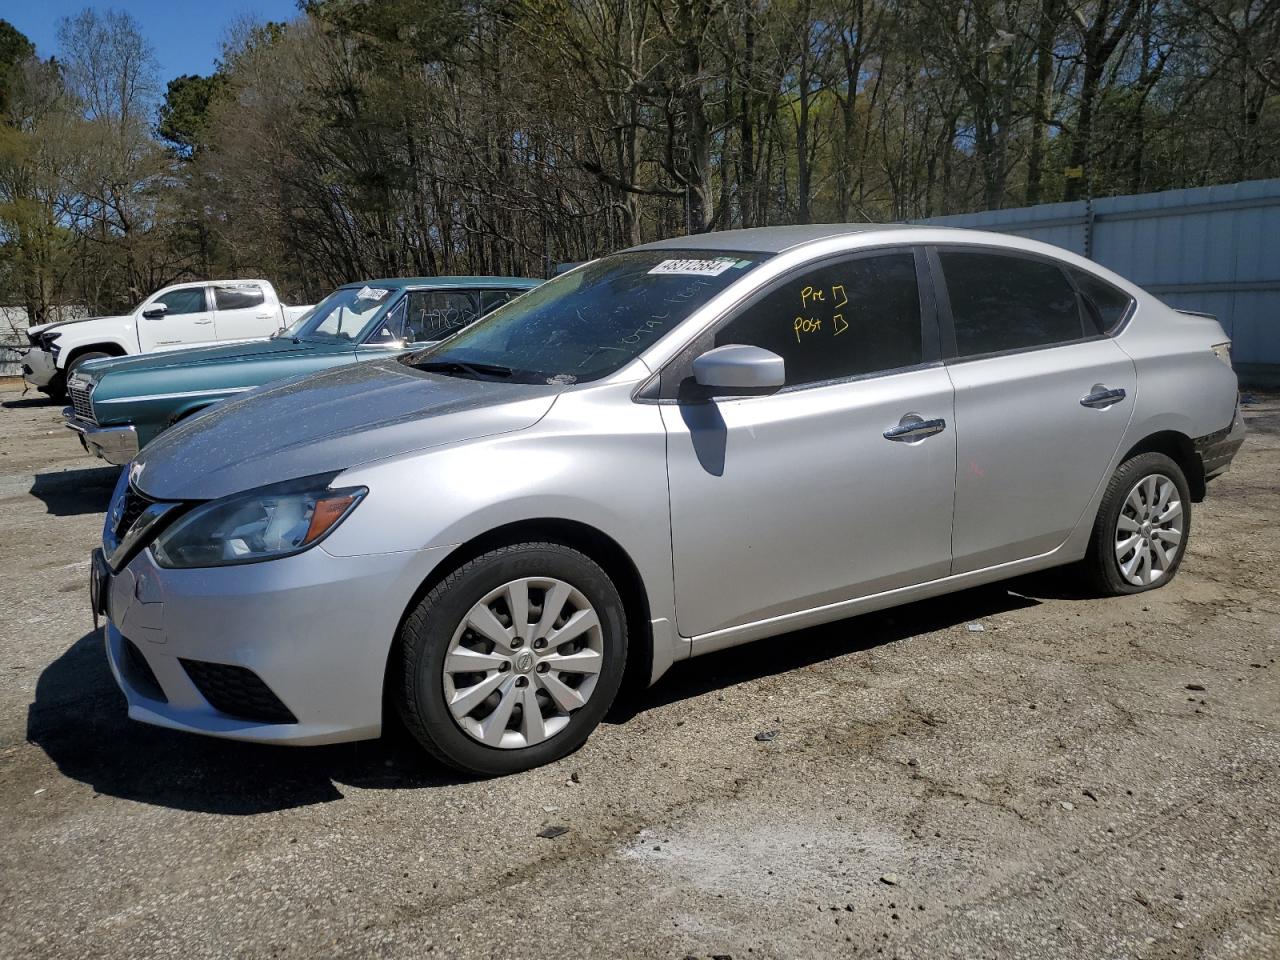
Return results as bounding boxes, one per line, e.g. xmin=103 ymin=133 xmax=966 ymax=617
xmin=1080 ymin=386 xmax=1126 ymax=409
xmin=884 ymin=416 xmax=947 ymax=442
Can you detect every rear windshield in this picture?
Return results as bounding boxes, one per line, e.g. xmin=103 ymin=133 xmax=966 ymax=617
xmin=401 ymin=250 xmax=769 ymax=383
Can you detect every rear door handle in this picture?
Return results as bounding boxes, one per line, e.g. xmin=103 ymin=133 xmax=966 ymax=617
xmin=884 ymin=416 xmax=947 ymax=442
xmin=194 ymin=319 xmax=213 ymax=326
xmin=1080 ymin=386 xmax=1126 ymax=408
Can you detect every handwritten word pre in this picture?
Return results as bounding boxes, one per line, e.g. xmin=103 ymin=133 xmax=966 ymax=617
xmin=800 ymin=285 xmax=827 ymax=308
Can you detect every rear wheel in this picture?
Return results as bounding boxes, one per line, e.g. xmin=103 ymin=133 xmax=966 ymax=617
xmin=395 ymin=542 xmax=627 ymax=776
xmin=1084 ymin=452 xmax=1191 ymax=595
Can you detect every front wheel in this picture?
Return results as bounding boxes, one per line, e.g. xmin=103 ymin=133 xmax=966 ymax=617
xmin=1084 ymin=452 xmax=1191 ymax=595
xmin=395 ymin=542 xmax=628 ymax=776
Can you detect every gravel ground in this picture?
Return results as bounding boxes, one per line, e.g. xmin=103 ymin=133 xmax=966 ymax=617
xmin=1 ymin=379 xmax=1277 ymax=960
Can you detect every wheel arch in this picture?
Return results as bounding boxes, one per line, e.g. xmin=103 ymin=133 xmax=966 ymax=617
xmin=382 ymin=517 xmax=655 ymax=722
xmin=165 ymin=400 xmax=215 ymax=427
xmin=1118 ymin=430 xmax=1205 ymax=502
xmin=64 ymin=342 xmax=127 ymax=370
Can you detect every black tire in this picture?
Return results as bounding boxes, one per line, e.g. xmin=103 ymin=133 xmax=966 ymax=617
xmin=66 ymin=351 xmax=111 ymax=381
xmin=396 ymin=542 xmax=628 ymax=776
xmin=1084 ymin=452 xmax=1192 ymax=596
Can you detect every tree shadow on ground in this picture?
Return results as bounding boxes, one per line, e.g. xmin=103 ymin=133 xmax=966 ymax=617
xmin=29 ymin=466 xmax=120 ymax=516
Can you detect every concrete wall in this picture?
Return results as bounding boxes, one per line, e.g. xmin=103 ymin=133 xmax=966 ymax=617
xmin=1 ymin=306 xmax=90 ymax=377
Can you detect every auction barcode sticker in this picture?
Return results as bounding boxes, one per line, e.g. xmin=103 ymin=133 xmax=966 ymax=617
xmin=355 ymin=286 xmax=390 ymax=301
xmin=648 ymin=258 xmax=736 ymax=277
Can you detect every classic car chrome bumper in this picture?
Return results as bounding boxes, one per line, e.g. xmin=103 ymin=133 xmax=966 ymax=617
xmin=22 ymin=348 xmax=58 ymax=388
xmin=63 ymin=409 xmax=138 ymax=465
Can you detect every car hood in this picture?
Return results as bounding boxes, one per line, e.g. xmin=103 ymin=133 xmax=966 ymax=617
xmin=131 ymin=358 xmax=562 ymax=501
xmin=81 ymin=337 xmax=347 ymax=380
xmin=30 ymin=315 xmax=117 ymax=336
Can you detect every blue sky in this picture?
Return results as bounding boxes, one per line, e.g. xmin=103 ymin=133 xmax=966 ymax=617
xmin=5 ymin=0 xmax=301 ymax=85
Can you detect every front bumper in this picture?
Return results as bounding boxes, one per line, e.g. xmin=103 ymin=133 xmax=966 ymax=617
xmin=22 ymin=348 xmax=57 ymax=388
xmin=101 ymin=541 xmax=449 ymax=746
xmin=63 ymin=409 xmax=138 ymax=465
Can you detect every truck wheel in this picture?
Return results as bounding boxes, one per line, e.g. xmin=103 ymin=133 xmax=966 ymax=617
xmin=1084 ymin=452 xmax=1191 ymax=595
xmin=395 ymin=542 xmax=628 ymax=776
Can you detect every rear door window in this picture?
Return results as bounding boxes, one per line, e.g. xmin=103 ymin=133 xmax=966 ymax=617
xmin=939 ymin=251 xmax=1085 ymax=357
xmin=213 ymin=284 xmax=266 ymax=311
xmin=479 ymin=289 xmax=519 ymax=313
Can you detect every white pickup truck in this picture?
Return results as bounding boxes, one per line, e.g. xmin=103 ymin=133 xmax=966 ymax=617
xmin=22 ymin=279 xmax=313 ymax=398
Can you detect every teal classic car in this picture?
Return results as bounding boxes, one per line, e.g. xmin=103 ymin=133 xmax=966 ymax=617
xmin=63 ymin=276 xmax=541 ymax=463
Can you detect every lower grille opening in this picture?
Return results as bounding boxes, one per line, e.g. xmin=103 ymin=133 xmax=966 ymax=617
xmin=122 ymin=639 xmax=168 ymax=703
xmin=180 ymin=659 xmax=298 ymax=724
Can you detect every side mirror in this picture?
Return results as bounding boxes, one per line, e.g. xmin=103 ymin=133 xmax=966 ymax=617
xmin=141 ymin=304 xmax=167 ymax=319
xmin=693 ymin=344 xmax=785 ymax=393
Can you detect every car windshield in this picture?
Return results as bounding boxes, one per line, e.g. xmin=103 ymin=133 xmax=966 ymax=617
xmin=400 ymin=250 xmax=769 ymax=383
xmin=287 ymin=285 xmax=399 ymax=343
xmin=273 ymin=305 xmax=317 ymax=339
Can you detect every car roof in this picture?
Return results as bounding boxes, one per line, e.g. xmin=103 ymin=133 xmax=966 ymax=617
xmin=340 ymin=276 xmax=542 ymax=290
xmin=628 ymin=223 xmax=920 ymax=255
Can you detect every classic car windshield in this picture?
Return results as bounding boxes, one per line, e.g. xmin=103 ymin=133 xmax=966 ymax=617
xmin=290 ymin=286 xmax=399 ymax=343
xmin=401 ymin=250 xmax=769 ymax=383
xmin=274 ymin=306 xmax=317 ymax=339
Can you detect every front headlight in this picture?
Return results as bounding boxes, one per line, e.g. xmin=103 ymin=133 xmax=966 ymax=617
xmin=152 ymin=473 xmax=367 ymax=569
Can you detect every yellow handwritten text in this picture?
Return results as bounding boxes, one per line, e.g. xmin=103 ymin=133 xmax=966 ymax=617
xmin=794 ymin=315 xmax=823 ymax=342
xmin=800 ymin=286 xmax=825 ymax=307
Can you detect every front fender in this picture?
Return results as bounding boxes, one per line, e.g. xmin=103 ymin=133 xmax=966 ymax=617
xmin=53 ymin=318 xmax=135 ymax=367
xmin=322 ymin=394 xmax=679 ymax=668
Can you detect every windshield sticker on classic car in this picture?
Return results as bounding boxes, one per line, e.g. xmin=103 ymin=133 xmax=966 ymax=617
xmin=648 ymin=258 xmax=737 ymax=277
xmin=355 ymin=286 xmax=390 ymax=301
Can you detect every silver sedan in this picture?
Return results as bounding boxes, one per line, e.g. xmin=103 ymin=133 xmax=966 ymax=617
xmin=93 ymin=225 xmax=1245 ymax=775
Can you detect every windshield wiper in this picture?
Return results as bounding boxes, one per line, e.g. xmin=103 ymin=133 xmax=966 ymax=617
xmin=414 ymin=359 xmax=514 ymax=379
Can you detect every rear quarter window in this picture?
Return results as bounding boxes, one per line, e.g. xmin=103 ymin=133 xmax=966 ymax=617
xmin=1069 ymin=267 xmax=1135 ymax=335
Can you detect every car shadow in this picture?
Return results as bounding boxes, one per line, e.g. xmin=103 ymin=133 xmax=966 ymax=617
xmin=27 ymin=574 xmax=1081 ymax=815
xmin=610 ymin=579 xmax=1049 ymax=722
xmin=1 ymin=395 xmax=60 ymax=409
xmin=26 ymin=631 xmax=470 ymax=816
xmin=29 ymin=466 xmax=121 ymax=516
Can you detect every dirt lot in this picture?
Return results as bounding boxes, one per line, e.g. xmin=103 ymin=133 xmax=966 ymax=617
xmin=1 ymin=379 xmax=1277 ymax=960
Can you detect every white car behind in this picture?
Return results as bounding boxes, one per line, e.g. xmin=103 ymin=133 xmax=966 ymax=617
xmin=23 ymin=279 xmax=312 ymax=398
